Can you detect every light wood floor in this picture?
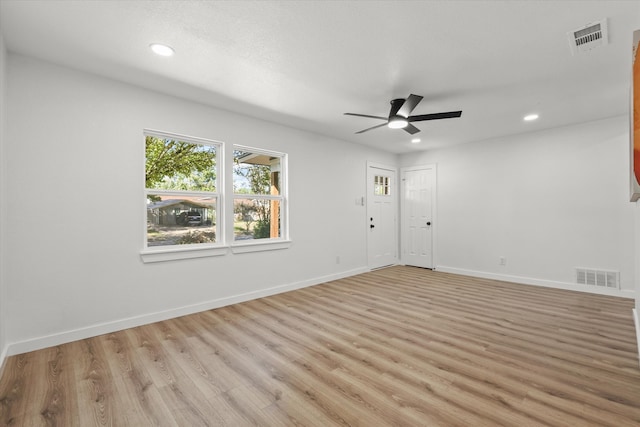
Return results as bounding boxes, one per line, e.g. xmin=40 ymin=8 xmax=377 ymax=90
xmin=1 ymin=266 xmax=639 ymax=426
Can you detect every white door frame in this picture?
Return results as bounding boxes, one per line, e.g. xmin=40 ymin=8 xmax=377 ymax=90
xmin=366 ymin=161 xmax=398 ymax=269
xmin=400 ymin=164 xmax=437 ymax=269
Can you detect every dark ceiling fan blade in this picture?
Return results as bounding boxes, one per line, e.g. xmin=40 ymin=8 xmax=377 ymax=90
xmin=408 ymin=111 xmax=462 ymax=122
xmin=344 ymin=112 xmax=388 ymax=121
xmin=403 ymin=123 xmax=421 ymax=135
xmin=355 ymin=122 xmax=388 ymax=134
xmin=397 ymin=94 xmax=424 ymax=117
xmin=389 ymin=98 xmax=405 ymax=116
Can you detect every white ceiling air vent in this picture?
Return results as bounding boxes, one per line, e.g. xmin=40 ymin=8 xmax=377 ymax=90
xmin=568 ymin=19 xmax=608 ymax=55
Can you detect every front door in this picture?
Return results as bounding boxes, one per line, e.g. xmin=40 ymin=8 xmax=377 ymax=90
xmin=367 ymin=162 xmax=397 ymax=269
xmin=402 ymin=166 xmax=434 ymax=269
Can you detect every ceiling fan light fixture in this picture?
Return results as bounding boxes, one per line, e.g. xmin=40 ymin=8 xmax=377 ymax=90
xmin=388 ymin=116 xmax=408 ymax=129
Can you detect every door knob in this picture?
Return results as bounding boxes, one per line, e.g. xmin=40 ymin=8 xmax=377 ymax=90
xmin=370 ymin=224 xmax=375 ymax=229
xmin=426 ymin=222 xmax=431 ymax=226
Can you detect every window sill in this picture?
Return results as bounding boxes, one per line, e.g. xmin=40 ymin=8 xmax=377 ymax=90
xmin=140 ymin=240 xmax=292 ymax=262
xmin=231 ymin=240 xmax=292 ymax=254
xmin=140 ymin=245 xmax=228 ymax=263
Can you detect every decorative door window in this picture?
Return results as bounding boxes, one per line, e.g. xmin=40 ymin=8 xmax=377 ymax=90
xmin=374 ymin=175 xmax=391 ymax=196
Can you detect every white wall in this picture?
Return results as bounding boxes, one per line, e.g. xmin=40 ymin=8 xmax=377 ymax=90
xmin=4 ymin=54 xmax=396 ymax=354
xmin=0 ymin=22 xmax=7 ymax=368
xmin=400 ymin=117 xmax=635 ymax=295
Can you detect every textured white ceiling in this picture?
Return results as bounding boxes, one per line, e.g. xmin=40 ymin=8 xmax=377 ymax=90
xmin=1 ymin=1 xmax=638 ymax=153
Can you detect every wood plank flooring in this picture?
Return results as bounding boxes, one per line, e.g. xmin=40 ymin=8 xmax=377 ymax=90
xmin=1 ymin=266 xmax=639 ymax=426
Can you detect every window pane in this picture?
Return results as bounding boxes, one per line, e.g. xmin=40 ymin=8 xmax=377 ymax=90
xmin=234 ymin=197 xmax=280 ymax=241
xmin=147 ymin=193 xmax=217 ymax=246
xmin=374 ymin=175 xmax=391 ymax=196
xmin=234 ymin=150 xmax=281 ymax=195
xmin=146 ymin=136 xmax=217 ymax=192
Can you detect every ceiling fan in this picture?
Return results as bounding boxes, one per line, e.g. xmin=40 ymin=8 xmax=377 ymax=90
xmin=344 ymin=94 xmax=462 ymax=135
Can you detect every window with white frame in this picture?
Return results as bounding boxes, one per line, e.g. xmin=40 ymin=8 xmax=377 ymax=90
xmin=233 ymin=147 xmax=287 ymax=242
xmin=144 ymin=132 xmax=221 ymax=249
xmin=374 ymin=175 xmax=391 ymax=196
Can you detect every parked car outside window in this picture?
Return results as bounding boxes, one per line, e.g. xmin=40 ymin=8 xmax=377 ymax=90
xmin=186 ymin=211 xmax=202 ymax=225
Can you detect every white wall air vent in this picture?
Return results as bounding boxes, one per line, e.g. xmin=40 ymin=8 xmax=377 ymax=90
xmin=568 ymin=19 xmax=608 ymax=55
xmin=576 ymin=268 xmax=619 ymax=289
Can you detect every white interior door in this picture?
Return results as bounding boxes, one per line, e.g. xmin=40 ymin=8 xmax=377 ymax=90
xmin=367 ymin=163 xmax=397 ymax=269
xmin=402 ymin=166 xmax=434 ymax=269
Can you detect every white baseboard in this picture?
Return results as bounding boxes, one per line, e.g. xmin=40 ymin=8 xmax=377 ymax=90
xmin=7 ymin=267 xmax=369 ymax=356
xmin=634 ymin=308 xmax=640 ymax=367
xmin=435 ymin=266 xmax=635 ymax=298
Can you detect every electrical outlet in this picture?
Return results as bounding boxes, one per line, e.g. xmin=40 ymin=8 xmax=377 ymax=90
xmin=336 ymin=256 xmax=341 ymax=264
xmin=499 ymin=256 xmax=506 ymax=266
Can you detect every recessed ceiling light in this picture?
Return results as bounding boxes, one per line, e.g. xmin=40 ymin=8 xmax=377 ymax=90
xmin=411 ymin=138 xmax=421 ymax=144
xmin=523 ymin=114 xmax=539 ymax=121
xmin=150 ymin=43 xmax=175 ymax=57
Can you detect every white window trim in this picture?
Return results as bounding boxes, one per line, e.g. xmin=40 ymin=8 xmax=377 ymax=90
xmin=140 ymin=245 xmax=228 ymax=263
xmin=230 ymin=145 xmax=289 ymax=249
xmin=230 ymin=240 xmax=292 ymax=254
xmin=141 ymin=130 xmax=224 ymax=262
xmin=140 ymin=134 xmax=292 ymax=262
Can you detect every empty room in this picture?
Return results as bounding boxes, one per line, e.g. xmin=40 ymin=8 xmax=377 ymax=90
xmin=1 ymin=1 xmax=640 ymax=425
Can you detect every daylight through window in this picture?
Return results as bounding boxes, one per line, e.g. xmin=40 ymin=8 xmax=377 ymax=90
xmin=143 ymin=132 xmax=288 ymax=257
xmin=374 ymin=175 xmax=391 ymax=196
xmin=145 ymin=133 xmax=220 ymax=248
xmin=233 ymin=148 xmax=286 ymax=242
